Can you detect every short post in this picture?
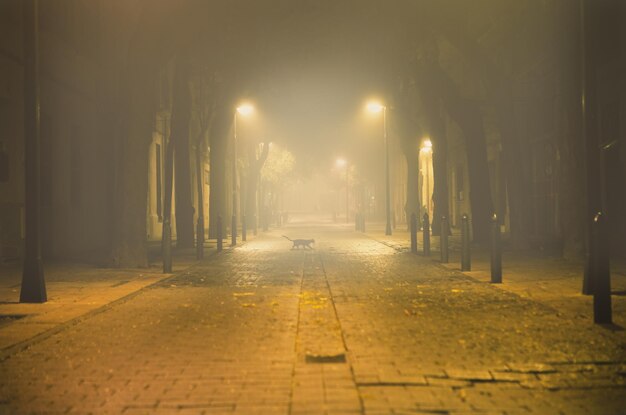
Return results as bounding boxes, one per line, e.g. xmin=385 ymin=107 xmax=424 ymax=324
xmin=217 ymin=215 xmax=223 ymax=252
xmin=360 ymin=214 xmax=366 ymax=232
xmin=163 ymin=218 xmax=172 ymax=273
xmin=355 ymin=213 xmax=360 ymax=231
xmin=440 ymin=215 xmax=449 ymax=263
xmin=591 ymin=212 xmax=612 ymax=324
xmin=242 ymin=215 xmax=247 ymax=242
xmin=196 ymin=219 xmax=204 ymax=260
xmin=253 ymin=214 xmax=258 ymax=236
xmin=461 ymin=214 xmax=471 ymax=271
xmin=490 ymin=213 xmax=502 ymax=283
xmin=231 ymin=212 xmax=237 ymax=246
xmin=410 ymin=213 xmax=417 ymax=254
xmin=262 ymin=209 xmax=269 ymax=231
xmin=423 ymin=213 xmax=430 ymax=256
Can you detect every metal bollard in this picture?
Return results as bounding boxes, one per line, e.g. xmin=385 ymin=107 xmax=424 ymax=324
xmin=592 ymin=212 xmax=612 ymax=324
xmin=490 ymin=213 xmax=502 ymax=283
xmin=217 ymin=215 xmax=223 ymax=252
xmin=461 ymin=214 xmax=471 ymax=271
xmin=355 ymin=213 xmax=360 ymax=231
xmin=423 ymin=213 xmax=430 ymax=256
xmin=196 ymin=220 xmax=204 ymax=260
xmin=410 ymin=213 xmax=418 ymax=254
xmin=242 ymin=215 xmax=247 ymax=242
xmin=440 ymin=215 xmax=449 ymax=263
xmin=360 ymin=214 xmax=366 ymax=232
xmin=163 ymin=218 xmax=172 ymax=273
xmin=231 ymin=213 xmax=237 ymax=246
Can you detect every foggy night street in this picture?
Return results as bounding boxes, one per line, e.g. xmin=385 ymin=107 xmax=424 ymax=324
xmin=2 ymin=0 xmax=626 ymax=413
xmin=1 ymin=219 xmax=625 ymax=414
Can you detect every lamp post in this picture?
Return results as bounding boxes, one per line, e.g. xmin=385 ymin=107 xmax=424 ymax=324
xmin=420 ymin=139 xmax=433 ymax=218
xmin=336 ymin=158 xmax=349 ymax=223
xmin=367 ymin=101 xmax=392 ymax=235
xmin=21 ymin=0 xmax=47 ymax=303
xmin=232 ymin=103 xmax=254 ymax=246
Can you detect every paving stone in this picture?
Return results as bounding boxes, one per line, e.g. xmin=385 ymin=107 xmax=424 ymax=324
xmin=0 ymin=226 xmax=625 ymax=413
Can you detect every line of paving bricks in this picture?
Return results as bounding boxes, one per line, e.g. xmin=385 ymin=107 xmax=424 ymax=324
xmin=1 ymin=226 xmax=624 ymax=414
xmin=291 ymin=251 xmax=362 ymax=414
xmin=0 ymin=245 xmax=223 ymax=359
xmin=317 ymin=228 xmax=626 ymax=414
xmin=1 ymin=239 xmax=302 ymax=414
xmin=361 ymin=223 xmax=626 ymax=329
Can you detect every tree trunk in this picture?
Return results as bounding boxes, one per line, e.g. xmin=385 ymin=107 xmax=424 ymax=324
xmin=195 ymin=142 xmax=205 ymax=253
xmin=418 ymin=61 xmax=494 ymax=243
xmin=457 ymin=104 xmax=493 ymax=243
xmin=404 ymin=151 xmax=420 ymax=224
xmin=430 ymin=110 xmax=450 ymax=237
xmin=493 ymin=86 xmax=531 ymax=248
xmin=208 ymin=107 xmax=230 ymax=239
xmin=111 ymin=63 xmax=154 ymax=267
xmin=245 ymin=142 xmax=269 ymax=230
xmin=437 ymin=24 xmax=527 ymax=246
xmin=171 ymin=60 xmax=194 ymax=249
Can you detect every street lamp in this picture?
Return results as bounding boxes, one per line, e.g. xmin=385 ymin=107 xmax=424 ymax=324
xmin=336 ymin=158 xmax=349 ymax=223
xmin=420 ymin=139 xmax=433 ymax=219
xmin=366 ymin=100 xmax=392 ymax=235
xmin=232 ymin=103 xmax=254 ymax=246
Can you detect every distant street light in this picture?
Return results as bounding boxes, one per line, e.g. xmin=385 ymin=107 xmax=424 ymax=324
xmin=420 ymin=138 xmax=433 ymax=219
xmin=237 ymin=104 xmax=254 ymax=117
xmin=336 ymin=158 xmax=349 ymax=223
xmin=232 ymin=103 xmax=254 ymax=246
xmin=366 ymin=100 xmax=392 ymax=235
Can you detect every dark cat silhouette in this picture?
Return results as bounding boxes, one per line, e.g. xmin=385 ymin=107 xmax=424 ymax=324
xmin=282 ymin=235 xmax=315 ymax=249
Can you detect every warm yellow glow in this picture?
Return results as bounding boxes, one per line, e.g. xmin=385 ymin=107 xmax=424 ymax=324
xmin=421 ymin=138 xmax=433 ymax=151
xmin=335 ymin=158 xmax=347 ymax=168
xmin=236 ymin=104 xmax=254 ymax=116
xmin=366 ymin=101 xmax=384 ymax=113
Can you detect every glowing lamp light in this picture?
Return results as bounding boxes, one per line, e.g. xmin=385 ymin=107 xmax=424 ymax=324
xmin=421 ymin=139 xmax=433 ymax=151
xmin=336 ymin=158 xmax=347 ymax=168
xmin=366 ymin=101 xmax=385 ymax=113
xmin=236 ymin=104 xmax=254 ymax=116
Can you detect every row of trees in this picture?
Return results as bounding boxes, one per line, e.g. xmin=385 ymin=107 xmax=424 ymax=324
xmin=377 ymin=0 xmax=609 ymax=259
xmin=105 ymin=0 xmax=622 ymax=265
xmin=162 ymin=60 xmax=296 ymax=258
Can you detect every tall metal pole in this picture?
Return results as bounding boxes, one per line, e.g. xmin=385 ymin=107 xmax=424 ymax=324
xmin=20 ymin=0 xmax=47 ymax=303
xmin=231 ymin=112 xmax=237 ymax=246
xmin=580 ymin=0 xmax=601 ymax=296
xmin=162 ymin=139 xmax=174 ymax=273
xmin=195 ymin=142 xmax=204 ymax=260
xmin=345 ymin=161 xmax=349 ymax=223
xmin=384 ymin=107 xmax=392 ymax=235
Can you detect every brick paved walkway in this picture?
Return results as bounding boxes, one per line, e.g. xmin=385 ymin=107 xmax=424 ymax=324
xmin=0 ymin=223 xmax=624 ymax=414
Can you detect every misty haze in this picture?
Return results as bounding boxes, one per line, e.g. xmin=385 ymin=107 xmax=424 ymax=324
xmin=0 ymin=0 xmax=625 ymax=414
